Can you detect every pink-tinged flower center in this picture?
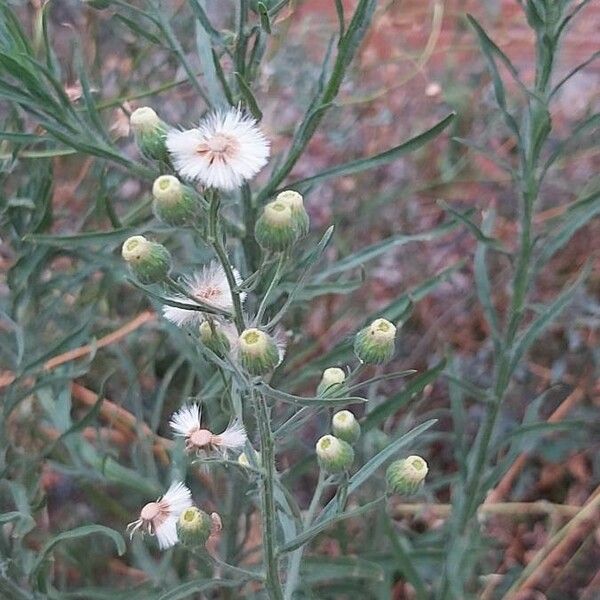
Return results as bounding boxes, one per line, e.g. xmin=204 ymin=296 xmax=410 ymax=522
xmin=188 ymin=428 xmax=214 ymax=448
xmin=196 ymin=133 xmax=239 ymax=164
xmin=196 ymin=286 xmax=221 ymax=302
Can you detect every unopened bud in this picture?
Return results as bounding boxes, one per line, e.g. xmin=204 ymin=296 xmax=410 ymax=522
xmin=317 ymin=367 xmax=346 ymax=396
xmin=238 ymin=328 xmax=281 ymax=375
xmin=199 ymin=320 xmax=231 ymax=356
xmin=238 ymin=447 xmax=261 ymax=469
xmin=152 ymin=175 xmax=201 ymax=227
xmin=276 ymin=190 xmax=309 ymax=237
xmin=316 ymin=434 xmax=354 ymax=474
xmin=130 ymin=107 xmax=169 ymax=162
xmin=122 ymin=235 xmax=171 ymax=284
xmin=332 ymin=410 xmax=361 ymax=445
xmin=255 ymin=200 xmax=298 ymax=252
xmin=176 ymin=506 xmax=212 ymax=547
xmin=354 ymin=318 xmax=396 ymax=365
xmin=386 ymin=455 xmax=428 ymax=496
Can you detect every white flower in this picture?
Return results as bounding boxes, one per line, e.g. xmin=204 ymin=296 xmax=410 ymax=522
xmin=169 ymin=403 xmax=247 ymax=456
xmin=166 ymin=109 xmax=270 ymax=190
xmin=162 ymin=261 xmax=244 ymax=327
xmin=127 ymin=481 xmax=192 ymax=550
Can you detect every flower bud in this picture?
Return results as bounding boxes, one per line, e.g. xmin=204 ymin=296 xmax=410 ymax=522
xmin=386 ymin=455 xmax=428 ymax=496
xmin=130 ymin=107 xmax=169 ymax=162
xmin=276 ymin=190 xmax=309 ymax=237
xmin=332 ymin=410 xmax=361 ymax=445
xmin=199 ymin=320 xmax=231 ymax=356
xmin=354 ymin=318 xmax=396 ymax=365
xmin=177 ymin=506 xmax=212 ymax=547
xmin=255 ymin=200 xmax=298 ymax=252
xmin=121 ymin=235 xmax=171 ymax=284
xmin=238 ymin=328 xmax=281 ymax=375
xmin=315 ymin=435 xmax=354 ymax=474
xmin=238 ymin=447 xmax=261 ymax=469
xmin=317 ymin=367 xmax=346 ymax=396
xmin=152 ymin=175 xmax=201 ymax=227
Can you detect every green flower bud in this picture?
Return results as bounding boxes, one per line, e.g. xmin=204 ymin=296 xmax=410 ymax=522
xmin=152 ymin=175 xmax=201 ymax=227
xmin=238 ymin=447 xmax=261 ymax=469
xmin=238 ymin=328 xmax=281 ymax=375
xmin=177 ymin=506 xmax=212 ymax=547
xmin=276 ymin=190 xmax=309 ymax=237
xmin=199 ymin=320 xmax=231 ymax=356
xmin=354 ymin=318 xmax=396 ymax=365
xmin=317 ymin=367 xmax=346 ymax=397
xmin=332 ymin=410 xmax=361 ymax=445
xmin=121 ymin=235 xmax=171 ymax=284
xmin=130 ymin=107 xmax=169 ymax=162
xmin=255 ymin=200 xmax=298 ymax=252
xmin=315 ymin=434 xmax=354 ymax=474
xmin=386 ymin=455 xmax=428 ymax=496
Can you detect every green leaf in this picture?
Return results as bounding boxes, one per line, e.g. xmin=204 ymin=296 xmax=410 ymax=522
xmin=384 ymin=516 xmax=428 ymax=600
xmin=362 ymin=361 xmax=446 ymax=430
xmin=437 ymin=200 xmax=506 ymax=252
xmin=188 ymin=0 xmax=222 ymax=43
xmin=314 ymin=219 xmax=461 ymax=281
xmin=157 ymin=579 xmax=244 ymax=600
xmin=510 ymin=264 xmax=589 ymax=371
xmin=474 ymin=210 xmax=502 ymax=351
xmin=538 ymin=189 xmax=600 ymax=265
xmin=300 ymin=556 xmax=385 ymax=584
xmin=289 ymin=113 xmax=455 ymax=192
xmin=30 ymin=525 xmax=125 ymax=580
xmin=466 ymin=14 xmax=521 ymax=138
xmin=280 ymin=497 xmax=383 ymax=553
xmin=259 ymin=382 xmax=366 ymax=407
xmin=257 ymin=2 xmax=272 ymax=33
xmin=235 ymin=72 xmax=262 ymax=120
xmin=24 ymin=226 xmax=145 ymax=247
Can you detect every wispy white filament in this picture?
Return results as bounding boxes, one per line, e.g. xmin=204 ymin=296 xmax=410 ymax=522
xmin=167 ymin=109 xmax=270 ymax=190
xmin=162 ymin=262 xmax=244 ymax=328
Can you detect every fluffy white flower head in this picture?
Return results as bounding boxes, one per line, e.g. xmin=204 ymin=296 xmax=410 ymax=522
xmin=127 ymin=481 xmax=192 ymax=550
xmin=162 ymin=261 xmax=244 ymax=328
xmin=169 ymin=403 xmax=247 ymax=455
xmin=166 ymin=109 xmax=270 ymax=190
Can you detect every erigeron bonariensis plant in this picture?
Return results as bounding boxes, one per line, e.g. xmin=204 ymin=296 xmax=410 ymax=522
xmin=121 ymin=101 xmax=435 ymax=598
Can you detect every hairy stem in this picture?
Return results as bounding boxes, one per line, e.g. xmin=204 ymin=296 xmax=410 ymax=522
xmin=207 ymin=191 xmax=246 ymax=332
xmin=255 ymin=391 xmax=285 ymax=600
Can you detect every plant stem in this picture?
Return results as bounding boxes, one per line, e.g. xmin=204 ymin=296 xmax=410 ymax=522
xmin=284 ymin=470 xmax=327 ymax=599
xmin=255 ymin=391 xmax=285 ymax=600
xmin=207 ymin=191 xmax=246 ymax=332
xmin=439 ymin=7 xmax=561 ymax=597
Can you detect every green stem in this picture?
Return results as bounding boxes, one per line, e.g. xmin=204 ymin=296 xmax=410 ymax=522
xmin=207 ymin=191 xmax=246 ymax=332
xmin=439 ymin=7 xmax=561 ymax=597
xmin=256 ymin=254 xmax=286 ymax=324
xmin=283 ymin=470 xmax=327 ymax=599
xmin=255 ymin=392 xmax=285 ymax=600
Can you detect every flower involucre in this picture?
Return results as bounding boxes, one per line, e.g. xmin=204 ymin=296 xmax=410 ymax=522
xmin=166 ymin=109 xmax=270 ymax=190
xmin=127 ymin=482 xmax=192 ymax=549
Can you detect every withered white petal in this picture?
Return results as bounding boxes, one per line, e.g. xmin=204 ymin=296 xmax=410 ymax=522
xmin=169 ymin=404 xmax=201 ymax=437
xmin=218 ymin=420 xmax=247 ymax=450
xmin=162 ymin=262 xmax=243 ymax=328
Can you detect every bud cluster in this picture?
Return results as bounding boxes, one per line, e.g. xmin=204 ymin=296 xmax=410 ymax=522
xmin=255 ymin=190 xmax=310 ymax=252
xmin=315 ymin=409 xmax=361 ymax=474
